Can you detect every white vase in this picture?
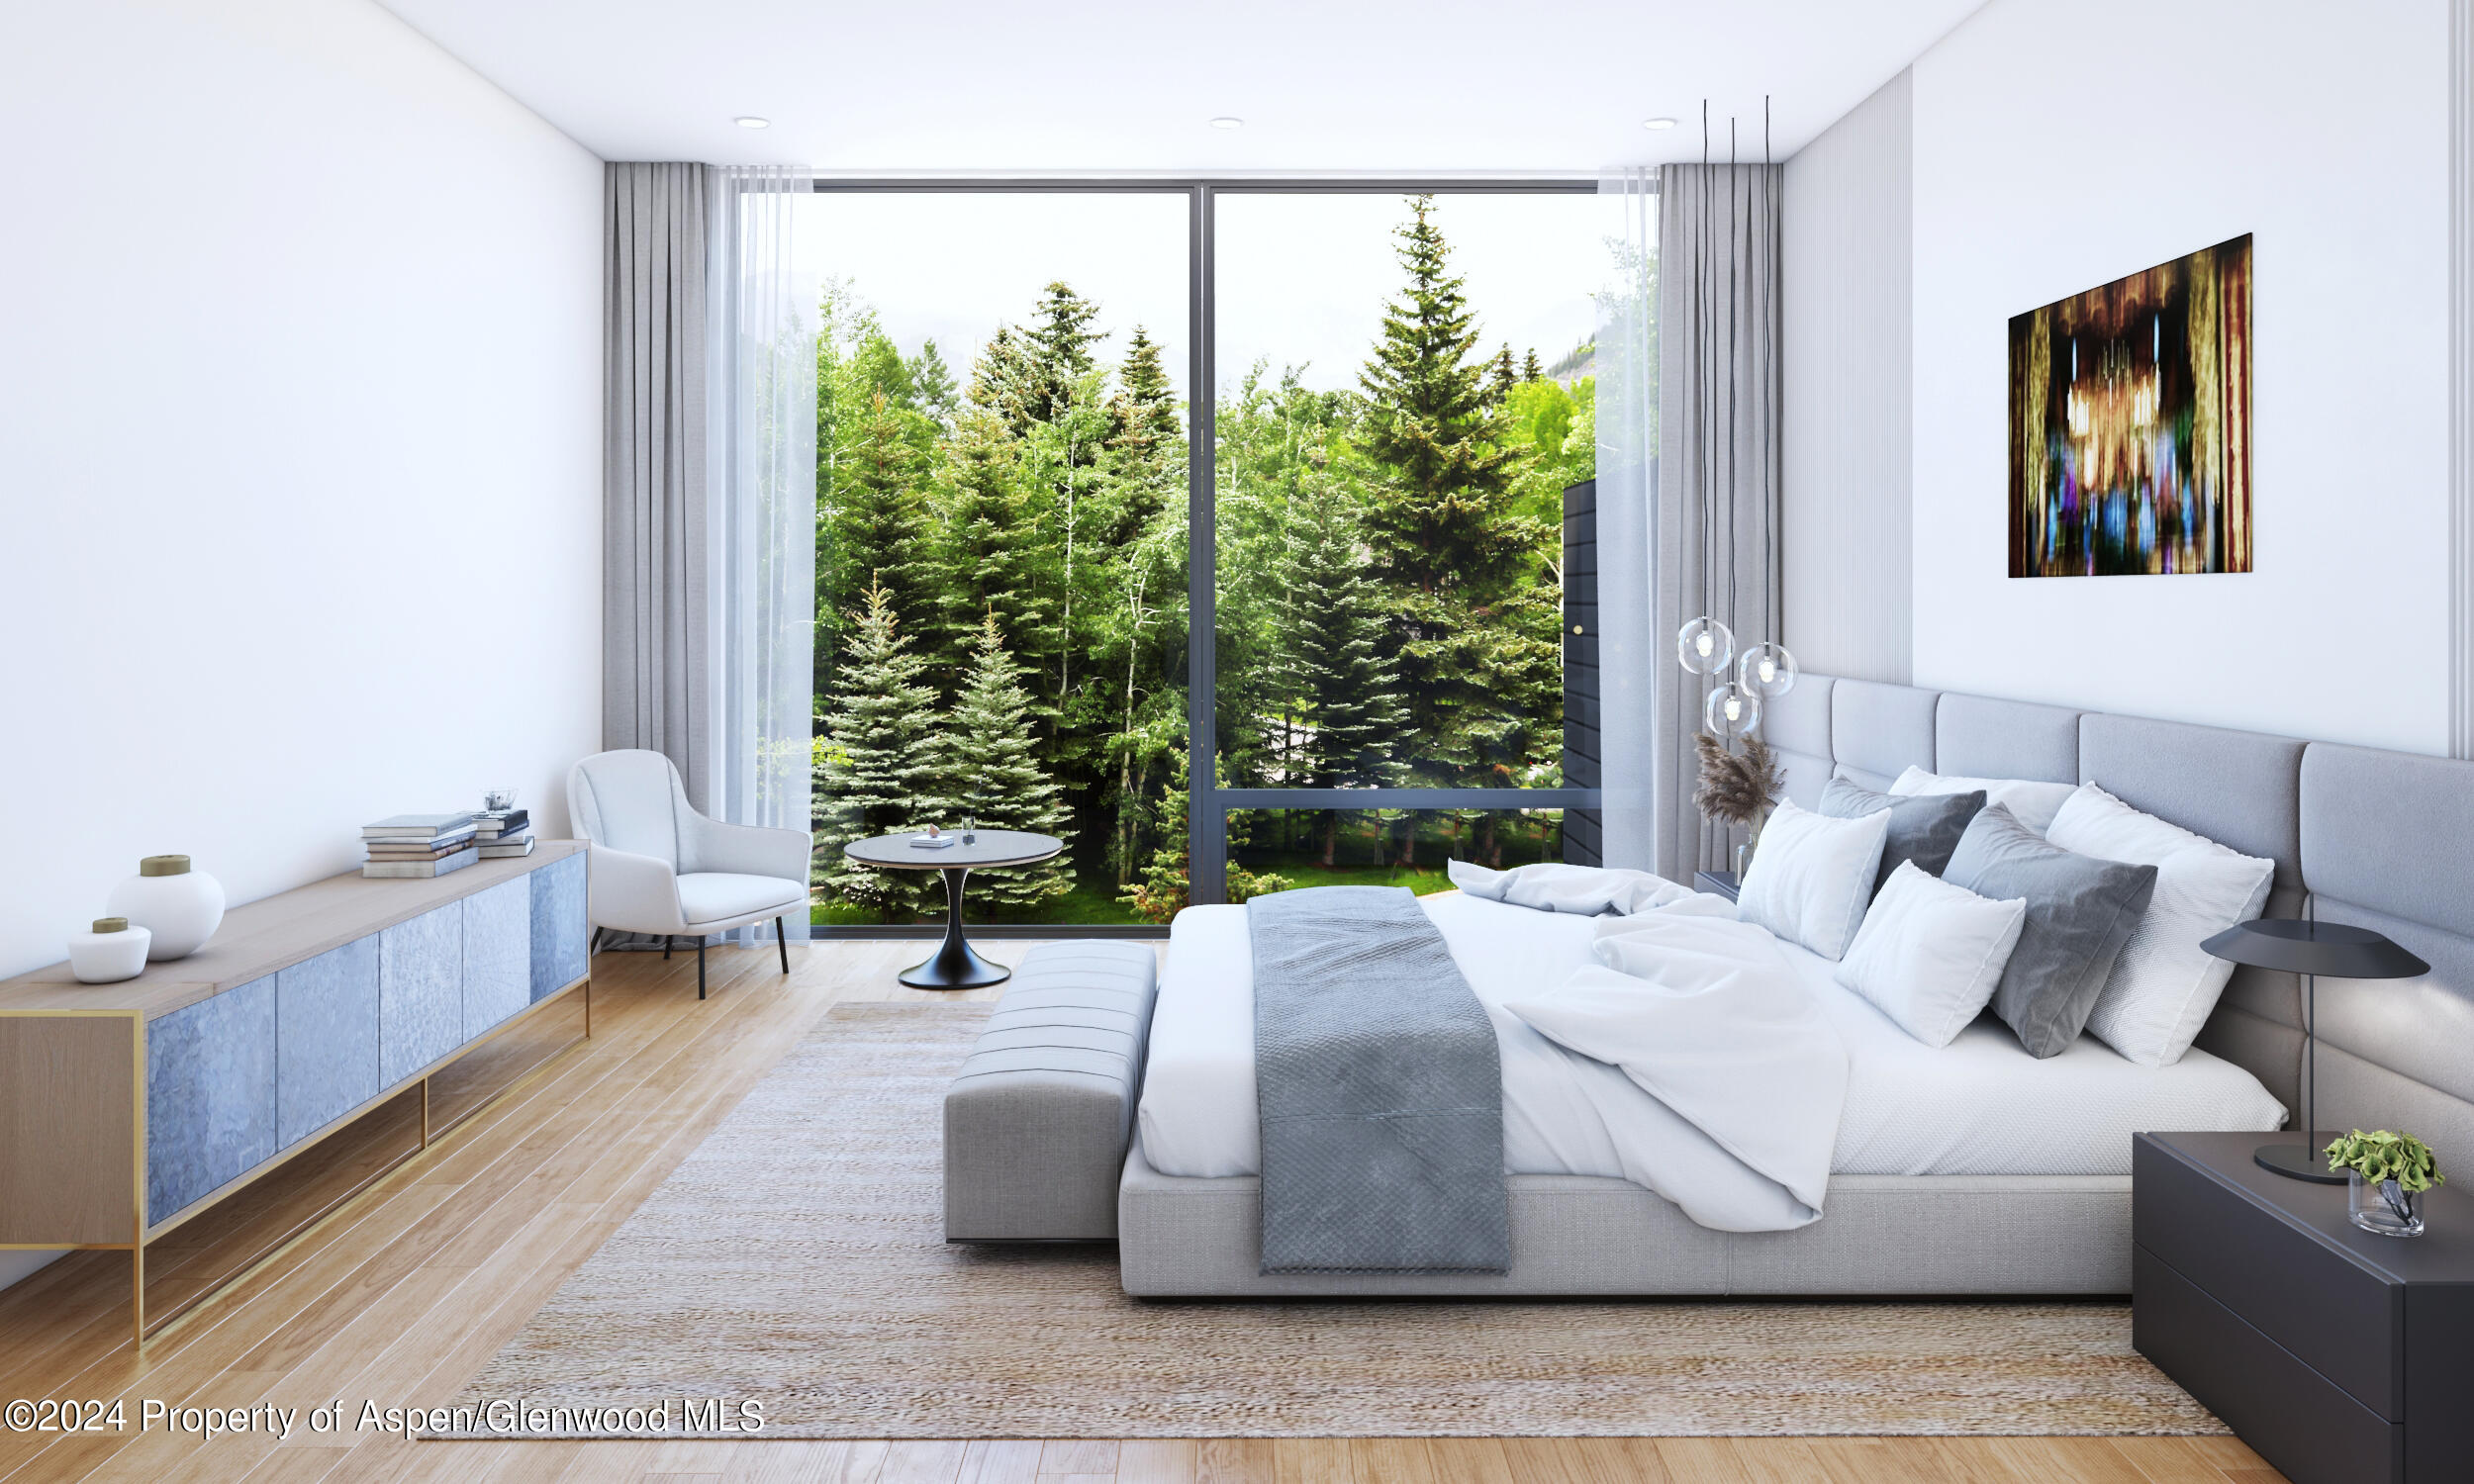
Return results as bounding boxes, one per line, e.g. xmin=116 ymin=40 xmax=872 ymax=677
xmin=105 ymin=855 xmax=226 ymax=961
xmin=67 ymin=918 xmax=151 ymax=983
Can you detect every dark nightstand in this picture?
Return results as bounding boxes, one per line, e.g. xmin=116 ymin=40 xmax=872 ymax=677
xmin=2133 ymin=1132 xmax=2474 ymax=1484
xmin=1693 ymin=870 xmax=1741 ymax=902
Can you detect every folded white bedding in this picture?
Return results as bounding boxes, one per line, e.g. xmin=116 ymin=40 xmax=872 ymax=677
xmin=1135 ymin=891 xmax=2285 ymax=1189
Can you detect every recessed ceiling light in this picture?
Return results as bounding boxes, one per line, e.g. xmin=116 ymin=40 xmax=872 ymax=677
xmin=734 ymin=116 xmax=770 ymax=129
xmin=1642 ymin=117 xmax=1677 ymax=131
xmin=1209 ymin=117 xmax=1244 ymax=131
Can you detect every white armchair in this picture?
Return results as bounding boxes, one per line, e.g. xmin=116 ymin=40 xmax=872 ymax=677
xmin=566 ymin=749 xmax=811 ymax=998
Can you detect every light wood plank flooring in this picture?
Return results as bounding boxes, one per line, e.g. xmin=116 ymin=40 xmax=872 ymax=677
xmin=0 ymin=940 xmax=2287 ymax=1484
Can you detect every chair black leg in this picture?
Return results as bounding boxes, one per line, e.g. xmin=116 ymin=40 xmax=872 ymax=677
xmin=776 ymin=915 xmax=790 ymax=974
xmin=663 ymin=935 xmax=673 ymax=961
xmin=697 ymin=938 xmax=707 ymax=1000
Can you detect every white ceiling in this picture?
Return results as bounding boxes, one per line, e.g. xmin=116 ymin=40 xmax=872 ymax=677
xmin=374 ymin=0 xmax=1982 ymax=174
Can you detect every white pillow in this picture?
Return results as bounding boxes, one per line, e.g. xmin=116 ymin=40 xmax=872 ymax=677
xmin=1833 ymin=861 xmax=2029 ymax=1048
xmin=2047 ymin=783 xmax=2276 ymax=1067
xmin=1737 ymin=797 xmax=1890 ymax=961
xmin=1887 ymin=766 xmax=2079 ymax=835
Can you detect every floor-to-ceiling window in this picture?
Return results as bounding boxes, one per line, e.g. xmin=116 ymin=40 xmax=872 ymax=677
xmin=1210 ymin=188 xmax=1603 ymax=904
xmin=803 ymin=182 xmax=1606 ymax=930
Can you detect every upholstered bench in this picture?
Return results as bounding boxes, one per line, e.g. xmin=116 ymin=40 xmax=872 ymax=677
xmin=942 ymin=941 xmax=1159 ymax=1241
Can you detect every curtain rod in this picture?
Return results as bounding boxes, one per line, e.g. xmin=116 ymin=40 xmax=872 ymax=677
xmin=791 ymin=176 xmax=1598 ymax=194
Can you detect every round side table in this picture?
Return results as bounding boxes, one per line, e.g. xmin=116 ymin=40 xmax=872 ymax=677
xmin=841 ymin=830 xmax=1063 ymax=989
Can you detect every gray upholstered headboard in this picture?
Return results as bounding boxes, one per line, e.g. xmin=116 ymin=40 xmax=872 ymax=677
xmin=1762 ymin=675 xmax=2474 ymax=1156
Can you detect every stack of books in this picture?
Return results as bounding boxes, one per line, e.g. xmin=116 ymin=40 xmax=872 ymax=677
xmin=361 ymin=814 xmax=479 ymax=878
xmin=475 ymin=808 xmax=534 ymax=859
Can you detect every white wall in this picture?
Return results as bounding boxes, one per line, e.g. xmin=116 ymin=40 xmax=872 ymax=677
xmin=1909 ymin=0 xmax=2454 ymax=751
xmin=1783 ymin=69 xmax=1914 ymax=685
xmin=0 ymin=0 xmax=603 ymax=1287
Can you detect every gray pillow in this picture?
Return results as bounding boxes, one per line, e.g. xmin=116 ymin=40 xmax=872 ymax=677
xmin=1941 ymin=802 xmax=2159 ymax=1059
xmin=1818 ymin=777 xmax=1985 ymax=893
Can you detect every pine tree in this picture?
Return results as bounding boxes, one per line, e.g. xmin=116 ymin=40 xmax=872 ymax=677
xmin=813 ymin=584 xmax=950 ymax=919
xmin=932 ymin=410 xmax=1055 ymax=667
xmin=970 ymin=325 xmax=1040 ymax=437
xmin=1102 ymin=325 xmax=1183 ymax=548
xmin=909 ymin=338 xmax=960 ymax=426
xmin=942 ymin=614 xmax=1075 ymax=911
xmin=1023 ymin=281 xmax=1103 ymax=427
xmin=1355 ymin=195 xmax=1543 ymax=839
xmin=822 ymin=392 xmax=937 ymax=641
xmin=1487 ymin=344 xmax=1519 ymax=408
xmin=1521 ymin=347 xmax=1544 ymax=383
xmin=1272 ymin=480 xmax=1406 ymax=864
xmin=1113 ymin=325 xmax=1180 ymax=455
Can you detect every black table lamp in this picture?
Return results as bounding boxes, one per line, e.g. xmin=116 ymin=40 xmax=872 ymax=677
xmin=2202 ymin=917 xmax=2430 ymax=1182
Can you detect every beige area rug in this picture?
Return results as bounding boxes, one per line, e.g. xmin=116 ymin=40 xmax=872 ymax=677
xmin=444 ymin=1002 xmax=2226 ymax=1438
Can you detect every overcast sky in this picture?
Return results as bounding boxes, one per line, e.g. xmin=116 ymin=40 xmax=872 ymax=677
xmin=796 ymin=191 xmax=1613 ymax=397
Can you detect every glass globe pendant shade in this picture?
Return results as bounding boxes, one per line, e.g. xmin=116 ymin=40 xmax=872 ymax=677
xmin=1677 ymin=616 xmax=1735 ymax=676
xmin=1705 ymin=681 xmax=1762 ymax=740
xmin=1739 ymin=641 xmax=1799 ymax=699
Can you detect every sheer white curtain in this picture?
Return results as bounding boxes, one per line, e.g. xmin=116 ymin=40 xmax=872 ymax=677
xmin=707 ymin=166 xmax=817 ymax=944
xmin=1593 ymin=169 xmax=1660 ymax=871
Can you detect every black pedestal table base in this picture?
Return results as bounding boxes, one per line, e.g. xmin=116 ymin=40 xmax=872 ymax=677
xmin=900 ymin=866 xmax=1011 ymax=990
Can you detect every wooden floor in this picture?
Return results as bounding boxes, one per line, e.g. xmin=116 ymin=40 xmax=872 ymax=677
xmin=0 ymin=940 xmax=2287 ymax=1484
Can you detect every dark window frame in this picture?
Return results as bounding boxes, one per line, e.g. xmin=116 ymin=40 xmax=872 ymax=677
xmin=803 ymin=177 xmax=1602 ymax=934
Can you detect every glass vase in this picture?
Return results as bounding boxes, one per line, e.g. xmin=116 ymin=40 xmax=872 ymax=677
xmin=2348 ymin=1169 xmax=2426 ymax=1238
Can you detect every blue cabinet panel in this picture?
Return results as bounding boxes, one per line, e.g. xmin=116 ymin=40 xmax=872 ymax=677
xmin=529 ymin=852 xmax=589 ymax=1001
xmin=462 ymin=877 xmax=531 ymax=1039
xmin=275 ymin=936 xmax=381 ymax=1149
xmin=379 ymin=903 xmax=463 ymax=1086
xmin=146 ymin=976 xmax=277 ymax=1223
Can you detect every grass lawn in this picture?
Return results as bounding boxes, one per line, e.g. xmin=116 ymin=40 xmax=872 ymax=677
xmin=811 ymin=865 xmax=1145 ymax=928
xmin=810 ymin=813 xmax=1552 ymax=928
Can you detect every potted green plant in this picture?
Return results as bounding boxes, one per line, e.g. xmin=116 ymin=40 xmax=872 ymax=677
xmin=2324 ymin=1130 xmax=2443 ymax=1238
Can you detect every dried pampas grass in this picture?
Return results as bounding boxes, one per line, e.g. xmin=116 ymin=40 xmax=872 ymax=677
xmin=1694 ymin=732 xmax=1782 ymax=829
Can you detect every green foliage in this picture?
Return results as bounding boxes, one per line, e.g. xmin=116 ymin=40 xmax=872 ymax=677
xmin=1119 ymin=747 xmax=1293 ymax=925
xmin=931 ymin=410 xmax=1053 ymax=662
xmin=815 ymin=274 xmax=1189 ymax=920
xmin=811 ymin=583 xmax=950 ymax=918
xmin=2325 ymin=1129 xmax=2445 ymax=1193
xmin=1353 ymin=195 xmax=1559 ymax=824
xmin=1271 ymin=477 xmax=1403 ymax=789
xmin=943 ymin=614 xmax=1075 ymax=910
xmin=811 ymin=194 xmax=1592 ymax=919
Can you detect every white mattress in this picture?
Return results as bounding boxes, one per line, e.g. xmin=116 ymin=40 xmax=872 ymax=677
xmin=1135 ymin=892 xmax=2286 ymax=1181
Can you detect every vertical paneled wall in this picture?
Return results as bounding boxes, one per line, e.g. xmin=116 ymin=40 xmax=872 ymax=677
xmin=1781 ymin=68 xmax=1914 ymax=685
xmin=1562 ymin=480 xmax=1603 ymax=867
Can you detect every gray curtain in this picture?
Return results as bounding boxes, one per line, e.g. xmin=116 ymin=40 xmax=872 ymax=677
xmin=1656 ymin=162 xmax=1784 ymax=881
xmin=605 ymin=161 xmax=713 ymax=811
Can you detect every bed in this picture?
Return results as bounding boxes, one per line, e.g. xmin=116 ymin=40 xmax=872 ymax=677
xmin=1109 ymin=676 xmax=2474 ymax=1297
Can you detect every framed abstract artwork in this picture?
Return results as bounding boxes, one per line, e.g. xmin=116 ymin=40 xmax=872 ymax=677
xmin=2007 ymin=233 xmax=2252 ymax=577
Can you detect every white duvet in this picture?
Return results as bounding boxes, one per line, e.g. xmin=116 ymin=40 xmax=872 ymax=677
xmin=1135 ymin=888 xmax=2287 ymax=1232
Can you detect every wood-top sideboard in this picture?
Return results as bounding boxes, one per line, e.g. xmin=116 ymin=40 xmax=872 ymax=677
xmin=0 ymin=842 xmax=590 ymax=1344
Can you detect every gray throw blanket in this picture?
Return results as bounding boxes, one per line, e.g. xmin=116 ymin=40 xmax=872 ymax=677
xmin=1249 ymin=885 xmax=1510 ymax=1273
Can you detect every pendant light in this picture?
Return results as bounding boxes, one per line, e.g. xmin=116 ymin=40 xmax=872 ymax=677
xmin=1676 ymin=616 xmax=1735 ymax=675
